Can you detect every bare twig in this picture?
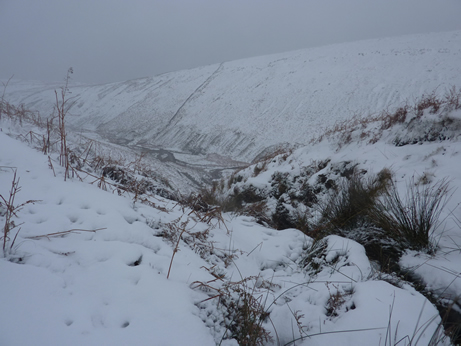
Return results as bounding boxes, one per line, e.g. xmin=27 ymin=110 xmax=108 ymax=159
xmin=167 ymin=221 xmax=188 ymax=279
xmin=55 ymin=67 xmax=75 ymax=181
xmin=26 ymin=228 xmax=105 ymax=240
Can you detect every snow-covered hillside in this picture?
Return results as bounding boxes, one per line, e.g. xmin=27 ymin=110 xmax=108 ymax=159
xmin=1 ymin=31 xmax=461 ymax=345
xmin=4 ymin=30 xmax=461 ymax=163
xmin=1 ymin=108 xmax=459 ymax=345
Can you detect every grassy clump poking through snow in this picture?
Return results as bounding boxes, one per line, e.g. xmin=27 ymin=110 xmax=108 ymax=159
xmin=0 ymin=170 xmax=38 ymax=258
xmin=298 ymin=238 xmax=329 ymax=274
xmin=371 ymin=177 xmax=452 ymax=252
xmin=192 ymin=183 xmax=267 ymax=218
xmin=314 ymin=169 xmax=450 ymax=252
xmin=317 ymin=169 xmax=451 ymax=253
xmin=220 ymin=279 xmax=273 ymax=346
xmin=192 ymin=274 xmax=276 ymax=346
xmin=184 ymin=184 xmax=227 ymax=212
xmin=315 ymin=168 xmax=392 ymax=237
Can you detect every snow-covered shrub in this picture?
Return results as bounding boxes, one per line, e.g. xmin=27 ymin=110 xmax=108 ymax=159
xmin=187 ymin=186 xmax=242 ymax=213
xmin=271 ymin=198 xmax=296 ymax=230
xmin=102 ymin=165 xmax=174 ymax=200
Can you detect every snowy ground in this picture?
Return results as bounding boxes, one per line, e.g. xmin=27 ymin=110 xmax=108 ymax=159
xmin=1 ymin=30 xmax=461 ymax=345
xmin=1 ymin=110 xmax=459 ymax=345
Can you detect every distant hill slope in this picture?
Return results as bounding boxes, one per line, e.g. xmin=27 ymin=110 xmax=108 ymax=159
xmin=4 ymin=30 xmax=461 ymax=162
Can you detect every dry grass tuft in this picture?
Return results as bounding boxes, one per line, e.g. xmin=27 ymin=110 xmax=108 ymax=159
xmin=0 ymin=170 xmax=39 ymax=257
xmin=192 ymin=274 xmax=277 ymax=346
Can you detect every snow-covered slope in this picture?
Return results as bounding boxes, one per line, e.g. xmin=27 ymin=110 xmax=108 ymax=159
xmin=4 ymin=30 xmax=461 ymax=162
xmin=0 ymin=121 xmax=455 ymax=346
xmin=2 ymin=30 xmax=461 ymax=345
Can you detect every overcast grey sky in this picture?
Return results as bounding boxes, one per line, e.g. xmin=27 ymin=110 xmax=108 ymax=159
xmin=1 ymin=0 xmax=461 ymax=85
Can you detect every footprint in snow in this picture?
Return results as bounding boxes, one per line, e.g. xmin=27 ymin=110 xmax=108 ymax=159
xmin=68 ymin=215 xmax=79 ymax=223
xmin=64 ymin=319 xmax=73 ymax=326
xmin=123 ymin=215 xmax=139 ymax=224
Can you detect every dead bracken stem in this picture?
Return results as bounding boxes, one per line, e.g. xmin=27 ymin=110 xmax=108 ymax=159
xmin=0 ymin=170 xmax=39 ymax=256
xmin=26 ymin=228 xmax=105 ymax=240
xmin=48 ymin=156 xmax=56 ymax=177
xmin=55 ymin=67 xmax=74 ymax=181
xmin=167 ymin=222 xmax=188 ymax=279
xmin=0 ymin=74 xmax=14 ymax=121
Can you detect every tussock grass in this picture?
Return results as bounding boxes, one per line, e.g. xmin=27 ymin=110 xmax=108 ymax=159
xmin=315 ymin=170 xmax=451 ymax=254
xmin=371 ymin=177 xmax=452 ymax=252
xmin=316 ymin=168 xmax=392 ymax=236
